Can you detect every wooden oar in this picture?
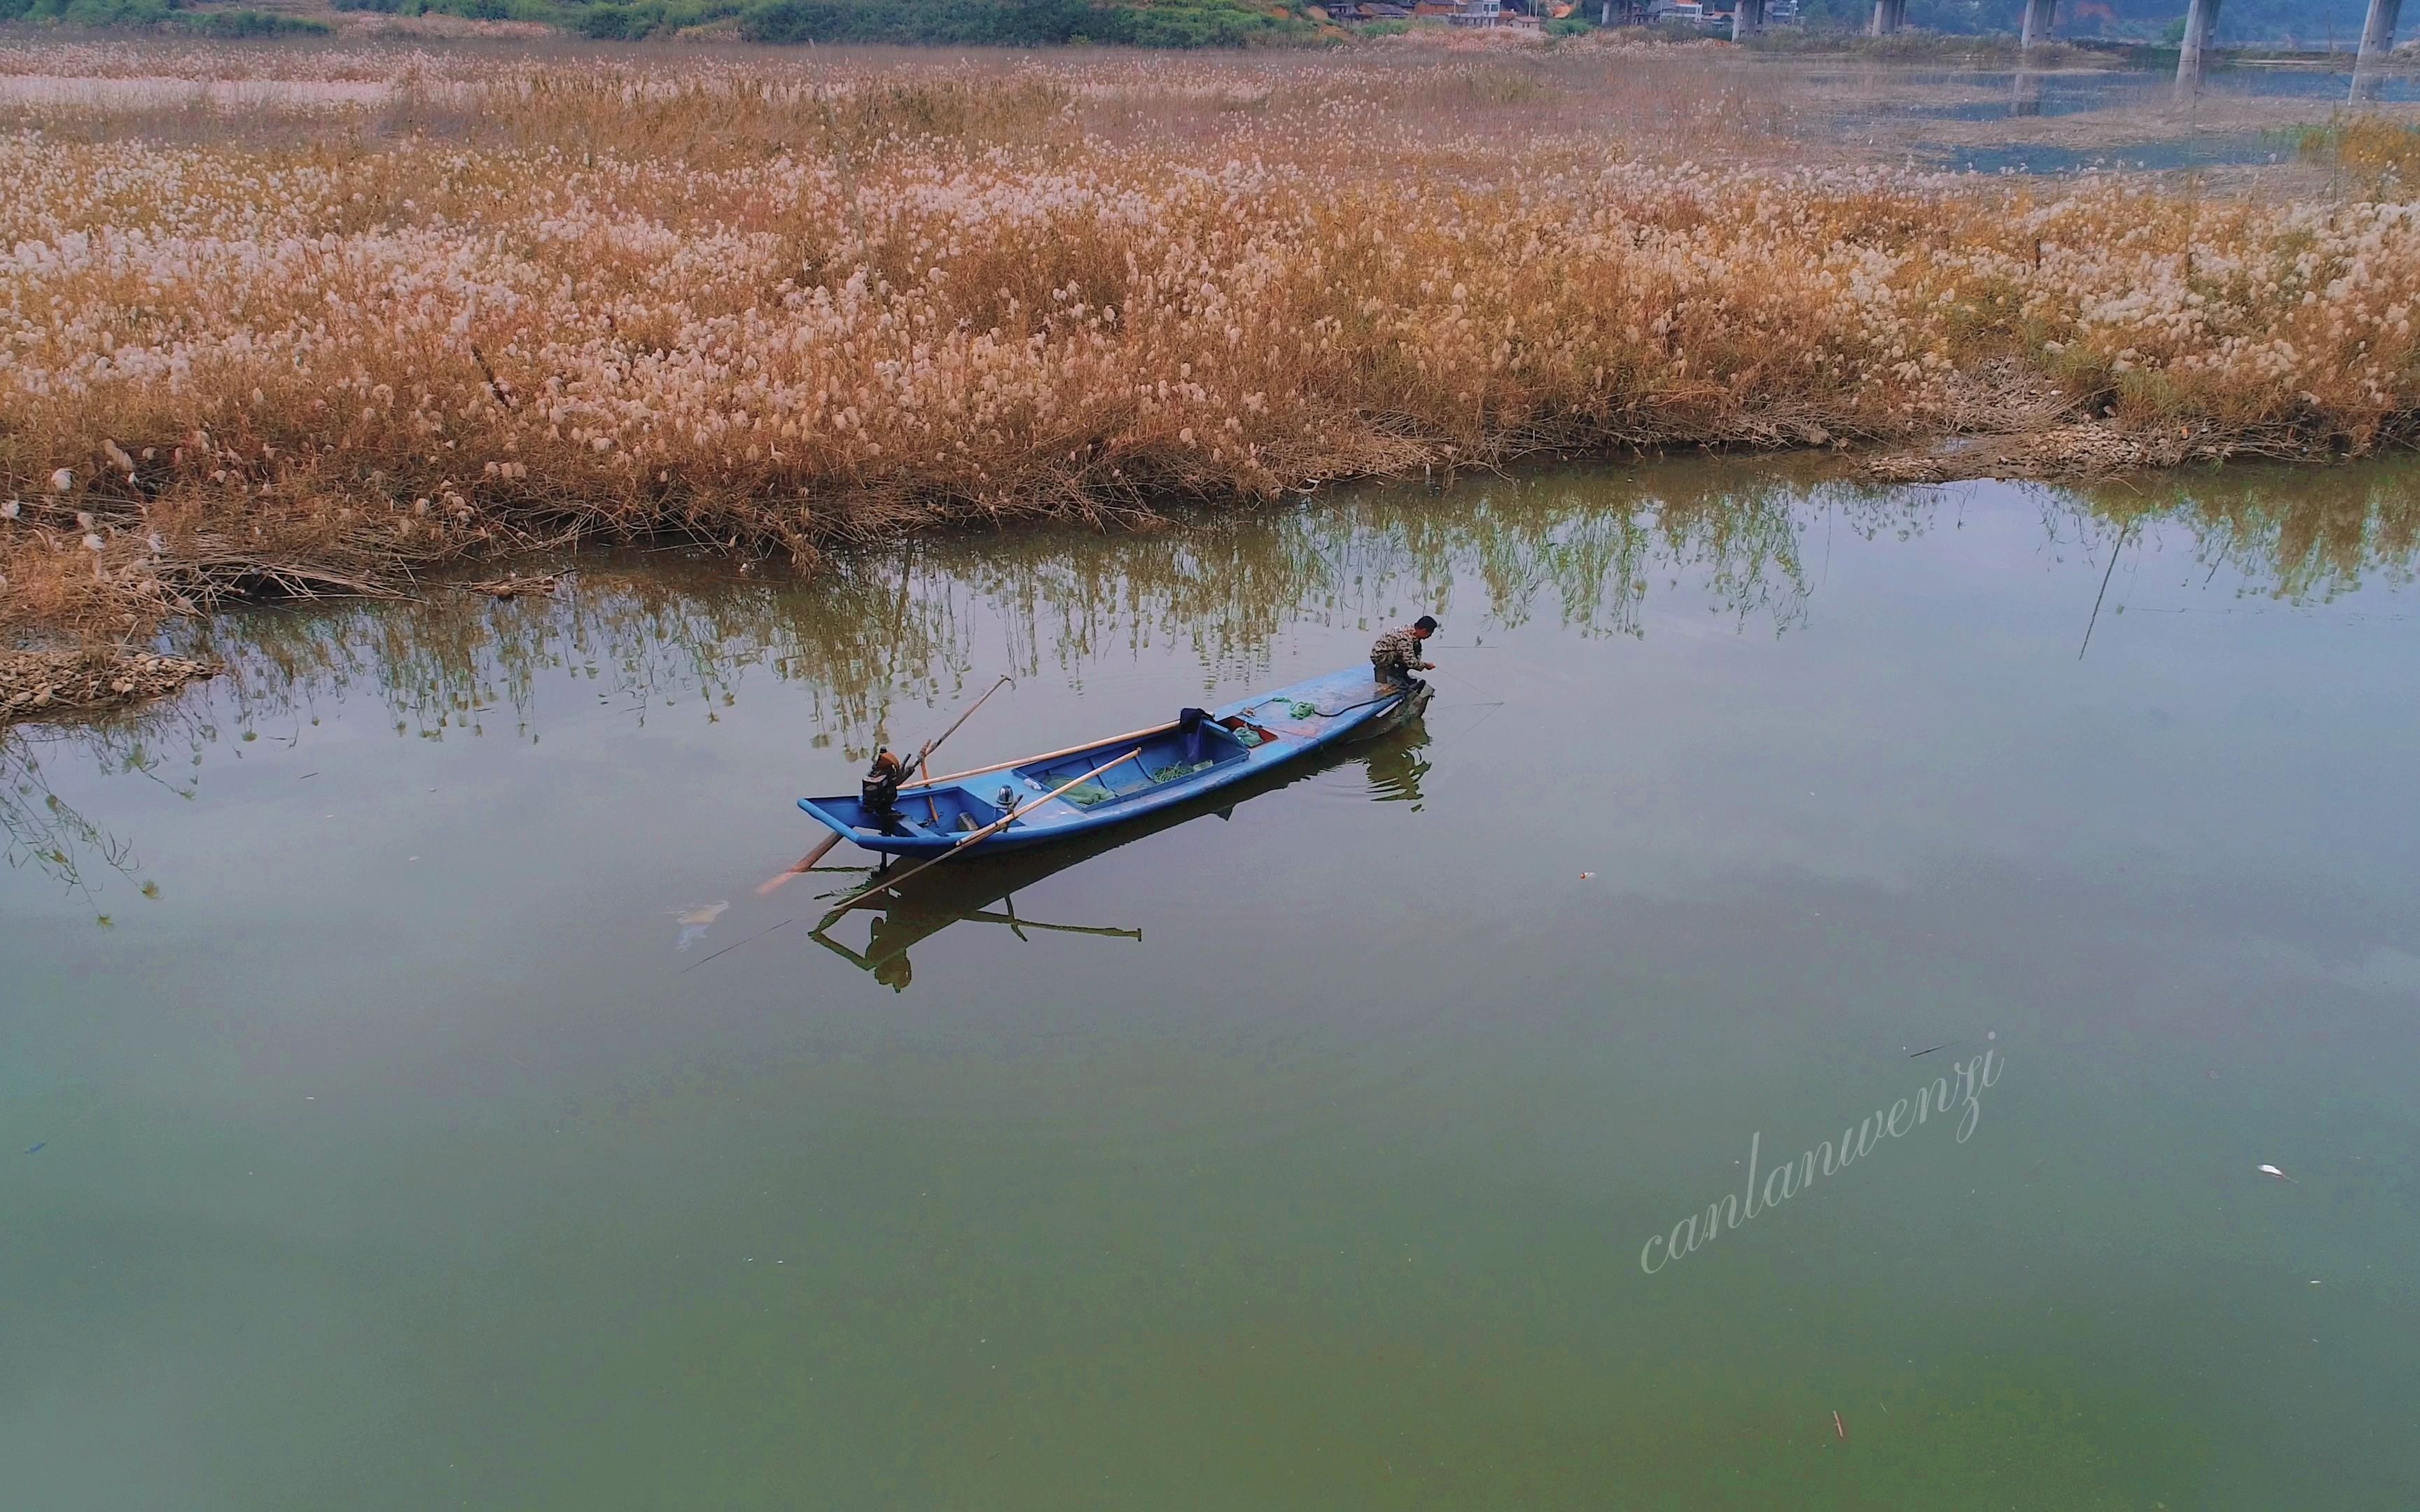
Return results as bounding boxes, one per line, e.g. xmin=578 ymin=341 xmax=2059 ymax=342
xmin=903 ymin=720 xmax=1179 ymax=792
xmin=756 ymin=831 xmax=844 ymax=896
xmin=821 ymin=748 xmax=1141 ymax=920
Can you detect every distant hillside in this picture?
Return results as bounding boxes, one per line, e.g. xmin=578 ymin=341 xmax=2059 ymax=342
xmin=0 ymin=0 xmax=333 ymax=32
xmin=735 ymin=0 xmax=1321 ymax=47
xmin=2 ymin=0 xmax=2386 ymax=48
xmin=311 ymin=0 xmax=1328 ymax=46
xmin=0 ymin=0 xmax=1335 ymax=46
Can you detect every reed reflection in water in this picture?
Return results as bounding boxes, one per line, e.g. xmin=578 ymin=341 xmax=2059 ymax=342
xmin=7 ymin=456 xmax=2420 ymax=897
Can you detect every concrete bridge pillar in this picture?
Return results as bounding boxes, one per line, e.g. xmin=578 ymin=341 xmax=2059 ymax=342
xmin=2174 ymin=0 xmax=2220 ymax=102
xmin=2353 ymin=0 xmax=2404 ymax=102
xmin=2019 ymin=0 xmax=2057 ymax=52
xmin=1731 ymin=0 xmax=1765 ymax=41
xmin=2014 ymin=0 xmax=2057 ymax=115
xmin=1868 ymin=0 xmax=1905 ymax=38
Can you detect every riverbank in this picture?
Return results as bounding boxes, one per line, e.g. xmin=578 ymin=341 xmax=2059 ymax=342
xmin=5 ymin=46 xmax=2419 ymax=706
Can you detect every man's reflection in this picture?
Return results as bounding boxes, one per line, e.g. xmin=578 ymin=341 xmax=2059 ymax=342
xmin=868 ymin=916 xmax=916 ymax=991
xmin=1365 ymin=730 xmax=1430 ymax=809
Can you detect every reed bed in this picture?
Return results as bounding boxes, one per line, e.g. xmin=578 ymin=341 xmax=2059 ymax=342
xmin=4 ymin=43 xmax=2419 ymax=657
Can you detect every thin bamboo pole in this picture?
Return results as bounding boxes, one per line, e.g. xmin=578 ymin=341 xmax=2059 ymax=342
xmin=912 ymin=674 xmax=1013 ymax=772
xmin=901 ymin=721 xmax=1179 ymax=792
xmin=914 ymin=673 xmax=1012 ymax=822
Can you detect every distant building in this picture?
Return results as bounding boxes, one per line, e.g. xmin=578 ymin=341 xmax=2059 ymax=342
xmin=1449 ymin=0 xmax=1503 ymax=24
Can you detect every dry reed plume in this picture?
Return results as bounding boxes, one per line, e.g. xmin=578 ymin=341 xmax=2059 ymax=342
xmin=4 ymin=43 xmax=2420 ymax=673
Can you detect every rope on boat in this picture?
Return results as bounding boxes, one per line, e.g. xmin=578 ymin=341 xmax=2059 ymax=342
xmin=1244 ymin=687 xmax=1403 ymax=721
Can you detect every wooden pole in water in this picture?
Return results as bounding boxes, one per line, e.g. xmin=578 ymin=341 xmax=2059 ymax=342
xmin=823 ymin=750 xmax=1141 ymax=919
xmin=757 ymin=831 xmax=844 ymax=895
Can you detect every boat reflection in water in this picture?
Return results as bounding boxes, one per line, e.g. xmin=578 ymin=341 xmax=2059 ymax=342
xmin=809 ymin=714 xmax=1431 ymax=991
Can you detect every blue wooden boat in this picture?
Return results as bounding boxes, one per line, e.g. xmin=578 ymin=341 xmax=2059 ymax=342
xmin=797 ymin=666 xmax=1431 ymax=858
xmin=808 ymin=727 xmax=1428 ymax=990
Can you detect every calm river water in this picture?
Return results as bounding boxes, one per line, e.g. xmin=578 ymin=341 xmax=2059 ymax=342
xmin=6 ymin=461 xmax=2419 ymax=1510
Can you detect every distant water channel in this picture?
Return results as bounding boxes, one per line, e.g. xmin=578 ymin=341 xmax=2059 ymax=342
xmin=1815 ymin=60 xmax=2409 ymax=174
xmin=7 ymin=459 xmax=2420 ymax=1509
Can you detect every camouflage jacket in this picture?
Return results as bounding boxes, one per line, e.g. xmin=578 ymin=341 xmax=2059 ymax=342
xmin=1370 ymin=625 xmax=1427 ymax=678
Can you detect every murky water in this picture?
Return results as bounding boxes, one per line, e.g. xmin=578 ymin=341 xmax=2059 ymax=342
xmin=1942 ymin=136 xmax=2289 ymax=174
xmin=7 ymin=461 xmax=2420 ymax=1509
xmin=1860 ymin=62 xmax=2420 ymax=119
xmin=1802 ymin=60 xmax=2411 ymax=174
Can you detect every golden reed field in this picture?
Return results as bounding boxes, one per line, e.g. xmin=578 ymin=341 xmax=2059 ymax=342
xmin=4 ymin=39 xmax=2419 ymax=674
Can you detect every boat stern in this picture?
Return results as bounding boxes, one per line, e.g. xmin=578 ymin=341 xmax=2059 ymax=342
xmin=797 ymin=787 xmax=1022 ymax=856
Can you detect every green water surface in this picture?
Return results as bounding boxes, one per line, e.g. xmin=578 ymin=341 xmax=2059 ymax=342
xmin=5 ymin=461 xmax=2417 ymax=1510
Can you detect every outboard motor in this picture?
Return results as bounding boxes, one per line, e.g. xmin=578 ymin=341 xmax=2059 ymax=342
xmin=861 ymin=750 xmax=905 ymax=819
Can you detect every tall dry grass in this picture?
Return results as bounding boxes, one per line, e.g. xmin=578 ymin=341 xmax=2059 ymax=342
xmin=4 ymin=43 xmax=2420 ymax=648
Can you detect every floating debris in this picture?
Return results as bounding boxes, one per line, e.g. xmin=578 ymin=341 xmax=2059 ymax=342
xmin=672 ymin=900 xmax=730 ymax=953
xmin=459 ymin=573 xmax=561 ymax=599
xmin=1 ymin=650 xmax=217 ymax=723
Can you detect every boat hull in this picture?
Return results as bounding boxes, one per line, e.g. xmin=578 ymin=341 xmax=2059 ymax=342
xmin=798 ymin=668 xmax=1430 ymax=857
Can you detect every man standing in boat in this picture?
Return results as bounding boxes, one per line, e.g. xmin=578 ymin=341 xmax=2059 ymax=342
xmin=1370 ymin=615 xmax=1438 ymax=694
